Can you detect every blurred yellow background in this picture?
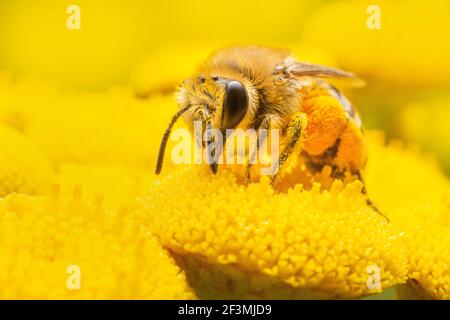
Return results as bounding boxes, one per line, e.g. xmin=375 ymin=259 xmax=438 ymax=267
xmin=0 ymin=0 xmax=449 ymax=173
xmin=0 ymin=0 xmax=450 ymax=300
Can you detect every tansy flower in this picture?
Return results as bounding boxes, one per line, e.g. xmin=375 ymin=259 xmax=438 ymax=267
xmin=143 ymin=132 xmax=450 ymax=299
xmin=51 ymin=163 xmax=157 ymax=210
xmin=144 ymin=167 xmax=407 ymax=299
xmin=0 ymin=191 xmax=195 ymax=299
xmin=0 ymin=123 xmax=52 ymax=197
xmin=1 ymin=74 xmax=448 ymax=299
xmin=0 ymin=76 xmax=61 ymax=133
xmin=24 ymin=90 xmax=176 ymax=169
xmin=0 ymin=137 xmax=193 ymax=299
xmin=398 ymin=93 xmax=450 ymax=174
xmin=0 ymin=80 xmax=182 ymax=171
xmin=364 ymin=132 xmax=450 ymax=299
xmin=397 ymin=224 xmax=450 ymax=299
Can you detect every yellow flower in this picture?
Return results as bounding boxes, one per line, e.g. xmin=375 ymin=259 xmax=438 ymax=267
xmin=0 ymin=191 xmax=195 ymax=299
xmin=398 ymin=93 xmax=450 ymax=174
xmin=51 ymin=163 xmax=159 ymax=210
xmin=26 ymin=90 xmax=176 ymax=169
xmin=142 ymin=132 xmax=450 ymax=299
xmin=399 ymin=224 xmax=450 ymax=300
xmin=0 ymin=138 xmax=194 ymax=299
xmin=144 ymin=150 xmax=411 ymax=298
xmin=0 ymin=123 xmax=52 ymax=197
xmin=0 ymin=79 xmax=182 ymax=171
xmin=0 ymin=75 xmax=60 ymax=133
xmin=365 ymin=132 xmax=450 ymax=299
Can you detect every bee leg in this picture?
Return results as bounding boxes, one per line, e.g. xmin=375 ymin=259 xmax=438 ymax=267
xmin=245 ymin=116 xmax=273 ymax=183
xmin=270 ymin=112 xmax=308 ymax=185
xmin=195 ymin=108 xmax=220 ymax=174
xmin=356 ymin=172 xmax=390 ymax=222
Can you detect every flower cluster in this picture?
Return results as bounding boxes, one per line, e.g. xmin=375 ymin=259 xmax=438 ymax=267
xmin=0 ymin=58 xmax=449 ymax=299
xmin=0 ymin=190 xmax=194 ymax=299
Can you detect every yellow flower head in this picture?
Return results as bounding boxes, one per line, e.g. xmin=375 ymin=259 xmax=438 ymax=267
xmin=144 ymin=168 xmax=408 ymax=299
xmin=0 ymin=79 xmax=182 ymax=171
xmin=0 ymin=0 xmax=449 ymax=301
xmin=398 ymin=94 xmax=450 ymax=174
xmin=365 ymin=132 xmax=450 ymax=299
xmin=0 ymin=191 xmax=195 ymax=299
xmin=0 ymin=124 xmax=51 ymax=197
xmin=141 ymin=131 xmax=450 ymax=299
xmin=51 ymin=163 xmax=155 ymax=210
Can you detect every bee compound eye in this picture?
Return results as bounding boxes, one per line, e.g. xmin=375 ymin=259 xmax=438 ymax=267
xmin=222 ymin=80 xmax=248 ymax=129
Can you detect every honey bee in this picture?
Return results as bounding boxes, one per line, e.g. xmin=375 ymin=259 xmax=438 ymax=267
xmin=155 ymin=45 xmax=388 ymax=220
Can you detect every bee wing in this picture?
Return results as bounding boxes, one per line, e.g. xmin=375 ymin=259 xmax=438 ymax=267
xmin=276 ymin=59 xmax=366 ymax=88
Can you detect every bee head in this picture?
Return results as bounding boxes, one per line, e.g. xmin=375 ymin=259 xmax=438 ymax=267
xmin=176 ymin=75 xmax=255 ymax=131
xmin=156 ymin=74 xmax=257 ymax=176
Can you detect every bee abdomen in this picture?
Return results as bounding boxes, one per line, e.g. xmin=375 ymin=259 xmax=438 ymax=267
xmin=325 ymin=83 xmax=363 ymax=129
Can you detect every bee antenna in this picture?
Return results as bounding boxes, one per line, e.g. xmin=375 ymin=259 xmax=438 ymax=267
xmin=155 ymin=104 xmax=193 ymax=175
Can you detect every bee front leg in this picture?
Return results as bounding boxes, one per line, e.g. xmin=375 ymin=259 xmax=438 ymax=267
xmin=245 ymin=116 xmax=274 ymax=183
xmin=270 ymin=112 xmax=308 ymax=186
